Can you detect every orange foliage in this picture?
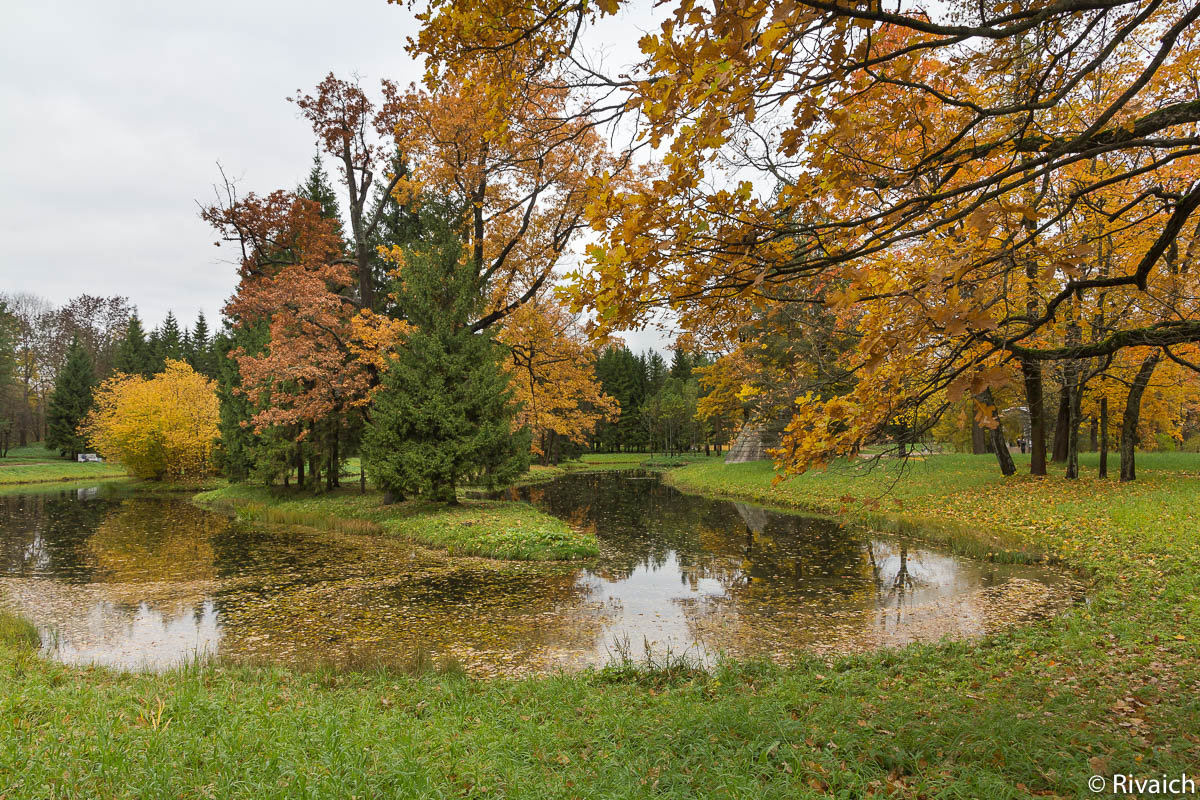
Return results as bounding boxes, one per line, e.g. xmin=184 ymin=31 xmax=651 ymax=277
xmin=499 ymin=300 xmax=618 ymax=461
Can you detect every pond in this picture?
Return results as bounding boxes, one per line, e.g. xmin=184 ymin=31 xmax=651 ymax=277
xmin=0 ymin=472 xmax=1080 ymax=675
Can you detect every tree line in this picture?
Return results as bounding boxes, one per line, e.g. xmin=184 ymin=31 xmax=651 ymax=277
xmin=592 ymin=345 xmax=741 ymax=456
xmin=0 ymin=293 xmax=216 ymax=458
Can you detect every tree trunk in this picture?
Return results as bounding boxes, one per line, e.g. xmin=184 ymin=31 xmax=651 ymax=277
xmin=1099 ymin=396 xmax=1109 ymax=479
xmin=1019 ymin=358 xmax=1048 ymax=474
xmin=332 ymin=435 xmax=340 ymax=488
xmin=1065 ymin=370 xmax=1082 ymax=479
xmin=296 ymin=448 xmax=304 ymax=489
xmin=1119 ymin=353 xmax=1160 ymax=482
xmin=1088 ymin=419 xmax=1097 ymax=452
xmin=970 ymin=408 xmax=987 ymax=454
xmin=1051 ymin=383 xmax=1070 ymax=463
xmin=360 ymin=461 xmax=366 ymax=494
xmin=979 ymin=389 xmax=1015 ymax=476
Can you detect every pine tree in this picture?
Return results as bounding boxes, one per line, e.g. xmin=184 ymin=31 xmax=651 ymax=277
xmin=46 ymin=336 xmax=95 ymax=458
xmin=364 ymin=150 xmax=423 ymax=313
xmin=114 ymin=314 xmax=155 ymax=376
xmin=364 ymin=233 xmax=528 ymax=503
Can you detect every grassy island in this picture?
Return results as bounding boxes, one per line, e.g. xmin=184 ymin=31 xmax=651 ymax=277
xmin=194 ymin=483 xmax=598 ymax=562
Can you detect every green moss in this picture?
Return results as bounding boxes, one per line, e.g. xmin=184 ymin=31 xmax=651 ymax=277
xmin=195 ymin=483 xmax=598 ymax=561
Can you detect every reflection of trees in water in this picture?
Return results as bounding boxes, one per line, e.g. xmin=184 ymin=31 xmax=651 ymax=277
xmin=0 ymin=491 xmax=117 ymax=583
xmin=524 ymin=474 xmax=884 ymax=603
xmin=868 ymin=542 xmax=922 ymax=627
xmin=87 ymin=499 xmax=224 ymax=583
xmin=216 ymin=562 xmax=609 ymax=674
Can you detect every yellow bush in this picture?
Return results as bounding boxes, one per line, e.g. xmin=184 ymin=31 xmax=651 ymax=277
xmin=82 ymin=360 xmax=219 ymax=480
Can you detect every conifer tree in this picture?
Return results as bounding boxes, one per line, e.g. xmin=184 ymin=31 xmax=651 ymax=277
xmin=188 ymin=312 xmax=214 ymax=377
xmin=0 ymin=301 xmax=18 ymax=457
xmin=154 ymin=312 xmax=183 ymax=367
xmin=364 ymin=233 xmax=528 ymax=503
xmin=299 ymin=154 xmax=345 ymax=240
xmin=212 ymin=323 xmax=264 ymax=482
xmin=46 ymin=336 xmax=95 ymax=458
xmin=114 ymin=314 xmax=156 ymax=377
xmin=669 ymin=348 xmax=693 ymax=382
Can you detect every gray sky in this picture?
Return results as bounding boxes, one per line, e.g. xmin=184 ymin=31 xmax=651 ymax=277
xmin=0 ymin=0 xmax=674 ymax=352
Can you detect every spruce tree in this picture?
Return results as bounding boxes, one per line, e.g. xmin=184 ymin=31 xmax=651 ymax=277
xmin=669 ymin=348 xmax=693 ymax=382
xmin=46 ymin=336 xmax=95 ymax=458
xmin=364 ymin=234 xmax=528 ymax=503
xmin=188 ymin=312 xmax=214 ymax=377
xmin=154 ymin=311 xmax=183 ymax=366
xmin=212 ymin=323 xmax=264 ymax=482
xmin=299 ymin=154 xmax=345 ymax=239
xmin=114 ymin=314 xmax=155 ymax=376
xmin=0 ymin=301 xmax=17 ymax=456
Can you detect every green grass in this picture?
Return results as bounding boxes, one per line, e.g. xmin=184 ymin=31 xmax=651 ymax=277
xmin=0 ymin=459 xmax=127 ymax=485
xmin=0 ymin=443 xmax=129 ymax=486
xmin=2 ymin=451 xmax=1199 ymax=797
xmin=0 ymin=444 xmax=64 ymax=462
xmin=0 ymin=609 xmax=39 ymax=651
xmin=194 ymin=483 xmax=598 ymax=561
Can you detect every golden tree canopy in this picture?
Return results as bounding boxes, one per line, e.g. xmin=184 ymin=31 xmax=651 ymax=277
xmin=82 ymin=360 xmax=220 ymax=481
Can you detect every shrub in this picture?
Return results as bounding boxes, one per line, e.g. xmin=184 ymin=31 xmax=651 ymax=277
xmin=82 ymin=360 xmax=219 ymax=480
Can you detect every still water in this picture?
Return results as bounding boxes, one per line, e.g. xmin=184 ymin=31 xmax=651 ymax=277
xmin=0 ymin=472 xmax=1077 ymax=674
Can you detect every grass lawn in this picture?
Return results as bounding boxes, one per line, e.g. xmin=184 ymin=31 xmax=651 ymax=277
xmin=1 ymin=452 xmax=1199 ymax=798
xmin=194 ymin=483 xmax=598 ymax=561
xmin=0 ymin=445 xmax=127 ymax=485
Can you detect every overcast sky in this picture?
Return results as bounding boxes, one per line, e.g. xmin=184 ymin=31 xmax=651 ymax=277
xmin=0 ymin=0 xmax=672 ymax=352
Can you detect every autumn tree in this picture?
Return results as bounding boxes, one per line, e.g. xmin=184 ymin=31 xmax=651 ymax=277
xmin=499 ymin=299 xmax=617 ymax=464
xmin=211 ymin=190 xmax=387 ymax=489
xmin=413 ymin=0 xmax=1200 ymax=480
xmin=82 ymin=360 xmax=219 ymax=480
xmin=0 ymin=293 xmax=51 ymax=446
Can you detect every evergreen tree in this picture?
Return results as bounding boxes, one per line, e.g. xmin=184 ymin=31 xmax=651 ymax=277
xmin=364 ymin=150 xmax=423 ymax=313
xmin=669 ymin=348 xmax=693 ymax=382
xmin=153 ymin=311 xmax=183 ymax=367
xmin=299 ymin=153 xmax=345 ymax=238
xmin=0 ymin=301 xmax=18 ymax=456
xmin=364 ymin=233 xmax=528 ymax=502
xmin=114 ymin=314 xmax=156 ymax=376
xmin=46 ymin=336 xmax=95 ymax=458
xmin=188 ymin=312 xmax=215 ymax=377
xmin=644 ymin=350 xmax=668 ymax=397
xmin=212 ymin=323 xmax=264 ymax=482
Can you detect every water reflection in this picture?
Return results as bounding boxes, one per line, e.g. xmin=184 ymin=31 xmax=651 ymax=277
xmin=0 ymin=474 xmax=1079 ymax=674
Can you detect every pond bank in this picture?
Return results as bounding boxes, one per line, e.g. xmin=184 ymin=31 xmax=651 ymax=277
xmin=1 ymin=452 xmax=1198 ymax=797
